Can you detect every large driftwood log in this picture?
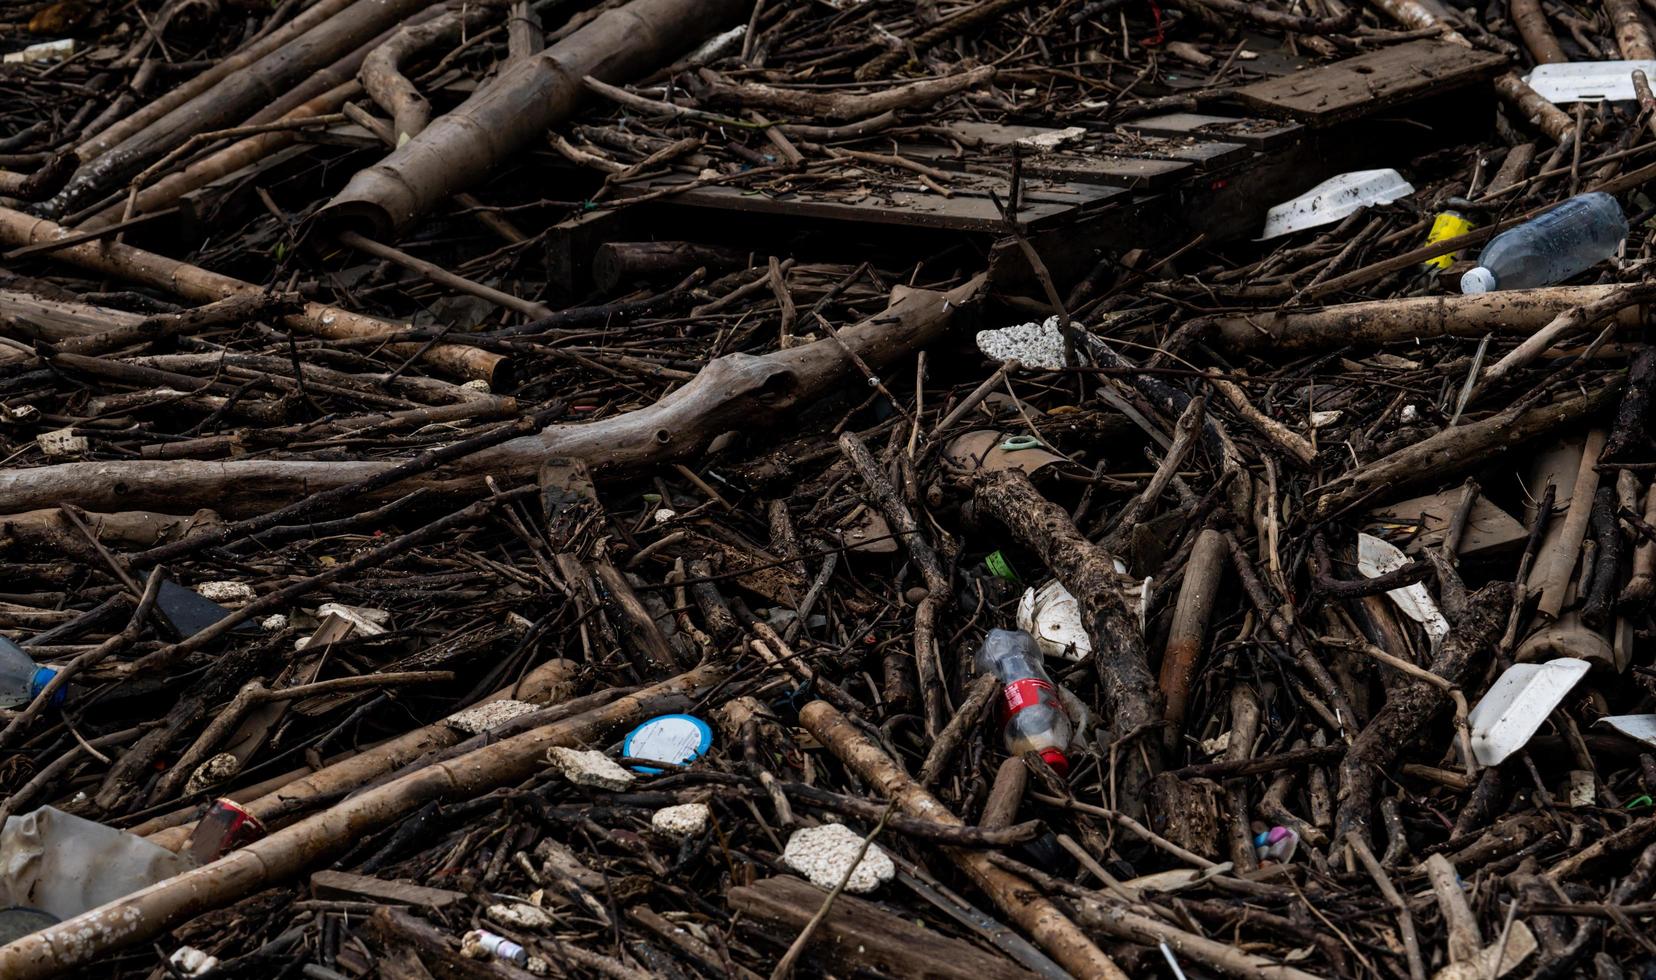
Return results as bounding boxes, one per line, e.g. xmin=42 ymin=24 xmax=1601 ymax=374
xmin=1210 ymin=285 xmax=1644 ymax=352
xmin=0 ymin=278 xmax=983 ymax=515
xmin=0 ymin=666 xmax=724 ymax=978
xmin=319 ymin=0 xmax=748 ymax=237
xmin=973 ymin=469 xmax=1161 ymax=820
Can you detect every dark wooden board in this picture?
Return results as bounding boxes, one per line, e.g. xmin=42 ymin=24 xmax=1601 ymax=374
xmin=1119 ymin=112 xmax=1304 ymax=149
xmin=1229 ymin=39 xmax=1506 ymax=125
xmin=939 ymin=119 xmax=1249 ymax=169
xmin=1022 ymin=153 xmax=1193 ymax=188
xmin=615 ymin=174 xmax=1120 ymax=233
xmin=729 ymin=876 xmax=1037 ymax=980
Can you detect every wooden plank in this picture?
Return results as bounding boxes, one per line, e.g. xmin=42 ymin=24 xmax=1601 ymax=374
xmin=939 ymin=119 xmax=1248 ymax=168
xmin=1023 ymin=153 xmax=1192 ymax=188
xmin=311 ymin=870 xmax=467 ymax=910
xmin=1119 ymin=112 xmax=1304 ymax=149
xmin=729 ymin=876 xmax=1036 ymax=980
xmin=1229 ymin=39 xmax=1505 ymax=125
xmin=614 ymin=177 xmax=1108 ymax=233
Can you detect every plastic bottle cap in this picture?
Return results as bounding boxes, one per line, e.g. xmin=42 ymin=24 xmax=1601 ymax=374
xmin=29 ymin=666 xmax=63 ymax=707
xmin=1460 ymin=267 xmax=1496 ymax=294
xmin=1039 ymin=748 xmax=1070 ymax=776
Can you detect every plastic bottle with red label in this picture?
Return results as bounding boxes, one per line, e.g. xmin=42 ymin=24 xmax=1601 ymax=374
xmin=974 ymin=628 xmax=1073 ymax=776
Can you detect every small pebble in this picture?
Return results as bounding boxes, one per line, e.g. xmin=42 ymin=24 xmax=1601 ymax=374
xmin=261 ymin=613 xmax=289 ymax=631
xmin=782 ymin=823 xmax=895 ymax=894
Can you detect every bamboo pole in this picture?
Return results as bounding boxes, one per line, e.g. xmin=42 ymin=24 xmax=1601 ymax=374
xmin=0 ymin=665 xmax=725 ymax=977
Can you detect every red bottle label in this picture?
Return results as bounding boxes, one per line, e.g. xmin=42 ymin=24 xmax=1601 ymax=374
xmin=1003 ymin=678 xmax=1059 ymax=716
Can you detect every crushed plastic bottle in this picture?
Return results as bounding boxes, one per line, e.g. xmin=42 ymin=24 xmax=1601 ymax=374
xmin=0 ymin=636 xmax=58 ymax=709
xmin=1461 ymin=192 xmax=1626 ymax=293
xmin=1422 ymin=208 xmax=1474 ymax=271
xmin=975 ymin=628 xmax=1073 ymax=776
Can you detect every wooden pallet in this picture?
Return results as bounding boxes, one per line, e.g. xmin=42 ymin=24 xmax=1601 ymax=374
xmin=590 ymin=40 xmax=1501 ymax=286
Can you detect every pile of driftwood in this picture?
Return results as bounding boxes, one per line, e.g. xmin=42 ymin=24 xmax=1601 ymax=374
xmin=7 ymin=0 xmax=1656 ymax=977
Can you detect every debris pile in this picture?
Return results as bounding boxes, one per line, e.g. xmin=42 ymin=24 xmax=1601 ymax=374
xmin=4 ymin=0 xmax=1656 ymax=976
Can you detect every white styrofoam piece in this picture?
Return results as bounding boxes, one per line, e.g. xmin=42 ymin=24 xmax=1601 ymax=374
xmin=1524 ymin=60 xmax=1656 ymax=103
xmin=1467 ymin=658 xmax=1591 ymax=766
xmin=1596 ymin=713 xmax=1656 ymax=747
xmin=975 ymin=317 xmax=1070 ymax=370
xmin=1016 ymin=581 xmax=1092 ymax=662
xmin=545 ymin=747 xmax=636 ymax=790
xmin=447 ymin=698 xmax=540 ymax=735
xmin=651 ymin=802 xmax=712 ymax=837
xmin=782 ymin=823 xmax=895 ymax=893
xmin=1261 ymin=169 xmax=1415 ymax=239
xmin=1356 ymin=533 xmax=1449 ymax=644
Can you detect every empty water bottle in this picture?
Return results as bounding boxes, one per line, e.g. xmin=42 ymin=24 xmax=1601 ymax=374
xmin=1461 ymin=192 xmax=1626 ymax=294
xmin=975 ymin=628 xmax=1073 ymax=776
xmin=0 ymin=636 xmax=58 ymax=709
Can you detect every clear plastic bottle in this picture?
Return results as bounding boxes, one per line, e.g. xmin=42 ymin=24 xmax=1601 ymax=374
xmin=974 ymin=628 xmax=1073 ymax=775
xmin=0 ymin=635 xmax=59 ymax=709
xmin=1461 ymin=192 xmax=1627 ymax=294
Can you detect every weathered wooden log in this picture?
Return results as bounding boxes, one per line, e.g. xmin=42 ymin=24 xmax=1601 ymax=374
xmin=319 ymin=0 xmax=749 ymax=237
xmin=144 ymin=658 xmax=580 ymax=850
xmin=0 ymin=665 xmax=724 ymax=977
xmin=0 ymin=277 xmax=982 ymax=515
xmin=799 ymin=700 xmax=1129 ymax=980
xmin=74 ymin=0 xmax=356 ymax=161
xmin=1511 ymin=0 xmax=1567 ymax=63
xmin=1210 ymin=285 xmax=1644 ymax=352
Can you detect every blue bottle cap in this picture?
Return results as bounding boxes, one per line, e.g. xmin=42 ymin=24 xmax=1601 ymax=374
xmin=622 ymin=714 xmax=713 ymax=774
xmin=29 ymin=666 xmax=63 ymax=707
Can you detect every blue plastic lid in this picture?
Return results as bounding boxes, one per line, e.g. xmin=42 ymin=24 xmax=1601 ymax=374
xmin=622 ymin=714 xmax=713 ymax=774
xmin=29 ymin=667 xmax=63 ymax=707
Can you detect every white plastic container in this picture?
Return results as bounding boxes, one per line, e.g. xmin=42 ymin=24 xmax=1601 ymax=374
xmin=1261 ymin=169 xmax=1415 ymax=239
xmin=1524 ymin=60 xmax=1656 ymax=103
xmin=1467 ymin=658 xmax=1591 ymax=765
